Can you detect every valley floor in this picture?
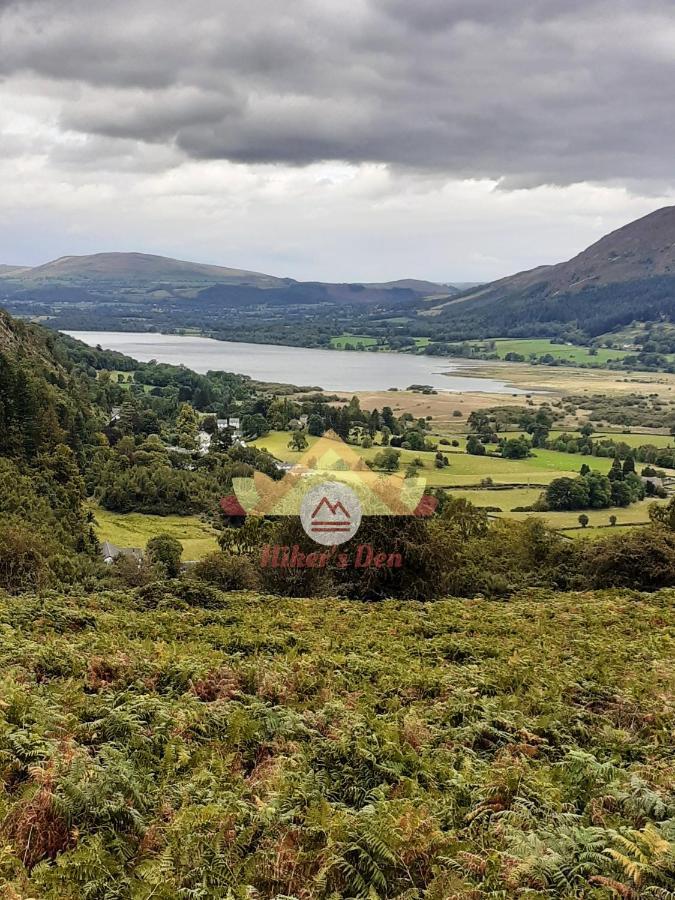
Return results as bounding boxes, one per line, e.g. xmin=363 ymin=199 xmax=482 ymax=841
xmin=252 ymin=429 xmax=673 ymax=537
xmin=0 ymin=586 xmax=672 ymax=897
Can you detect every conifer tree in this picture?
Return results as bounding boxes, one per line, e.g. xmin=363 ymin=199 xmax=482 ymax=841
xmin=609 ymin=453 xmax=624 ymax=481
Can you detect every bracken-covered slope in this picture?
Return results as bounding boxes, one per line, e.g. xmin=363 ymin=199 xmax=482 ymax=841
xmin=432 ymin=206 xmax=675 ymax=336
xmin=0 ymin=586 xmax=672 ymax=896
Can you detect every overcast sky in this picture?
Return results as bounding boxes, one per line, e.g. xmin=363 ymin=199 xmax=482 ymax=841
xmin=0 ymin=0 xmax=674 ymax=282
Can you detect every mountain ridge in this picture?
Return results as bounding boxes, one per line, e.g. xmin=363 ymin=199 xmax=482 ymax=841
xmin=0 ymin=251 xmax=452 ymax=295
xmin=456 ymin=205 xmax=675 ymax=303
xmin=3 ymin=251 xmax=288 ymax=289
xmin=430 ymin=206 xmax=675 ymax=335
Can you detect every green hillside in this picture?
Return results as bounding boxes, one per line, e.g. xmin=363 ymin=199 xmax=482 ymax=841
xmin=429 ymin=207 xmax=675 ymax=337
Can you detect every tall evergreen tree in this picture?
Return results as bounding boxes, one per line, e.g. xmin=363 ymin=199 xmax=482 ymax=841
xmin=622 ymin=454 xmax=636 ymax=476
xmin=608 ymin=454 xmax=624 ymax=482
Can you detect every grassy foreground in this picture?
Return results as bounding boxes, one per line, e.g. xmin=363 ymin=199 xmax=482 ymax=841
xmin=0 ymin=587 xmax=673 ymax=897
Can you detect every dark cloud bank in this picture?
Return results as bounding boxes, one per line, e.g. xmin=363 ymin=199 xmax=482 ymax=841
xmin=1 ymin=0 xmax=674 ymax=185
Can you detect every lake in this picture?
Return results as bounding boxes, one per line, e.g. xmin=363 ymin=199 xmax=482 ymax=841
xmin=65 ymin=331 xmax=531 ymax=394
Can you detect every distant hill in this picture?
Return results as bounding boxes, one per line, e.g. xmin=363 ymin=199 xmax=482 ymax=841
xmin=0 ymin=252 xmax=450 ymax=305
xmin=364 ymin=278 xmax=449 ymax=293
xmin=8 ymin=252 xmax=286 ymax=289
xmin=430 ymin=206 xmax=675 ymax=336
xmin=447 ymin=281 xmax=484 ymax=292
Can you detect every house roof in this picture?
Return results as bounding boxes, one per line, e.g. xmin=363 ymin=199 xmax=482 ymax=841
xmin=100 ymin=541 xmax=143 ymax=560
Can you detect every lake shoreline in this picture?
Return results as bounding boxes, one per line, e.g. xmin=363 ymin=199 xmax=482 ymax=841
xmin=65 ymin=330 xmax=535 ymax=395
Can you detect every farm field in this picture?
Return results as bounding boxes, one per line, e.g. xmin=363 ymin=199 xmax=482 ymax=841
xmin=330 ymin=334 xmax=430 ymax=351
xmin=435 ymin=448 xmax=614 ymax=486
xmin=504 ymin=497 xmax=663 ymax=530
xmin=403 ymin=488 xmax=665 ymax=534
xmin=251 ymin=430 xmax=672 ymax=532
xmin=428 ymin=430 xmax=675 ymax=450
xmin=90 ymin=504 xmax=219 ymax=559
xmin=581 ymin=431 xmax=675 ymax=448
xmin=345 ymin=388 xmax=536 ymax=430
xmin=97 ymin=369 xmax=153 ymax=392
xmin=254 ymin=430 xmax=613 ymax=484
xmin=441 ymin=485 xmax=543 ymax=509
xmin=473 ymin=338 xmax=631 ymax=365
xmin=0 ymin=586 xmax=672 ymax=896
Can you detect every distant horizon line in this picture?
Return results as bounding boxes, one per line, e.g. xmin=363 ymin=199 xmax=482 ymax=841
xmin=0 ymin=250 xmax=486 ymax=287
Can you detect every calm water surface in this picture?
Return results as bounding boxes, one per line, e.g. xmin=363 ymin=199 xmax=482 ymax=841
xmin=66 ymin=331 xmax=530 ymax=394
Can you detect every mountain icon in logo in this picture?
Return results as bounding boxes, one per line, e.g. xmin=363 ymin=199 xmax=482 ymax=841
xmin=310 ymin=497 xmax=352 ymax=534
xmin=301 ymin=482 xmax=362 ymax=545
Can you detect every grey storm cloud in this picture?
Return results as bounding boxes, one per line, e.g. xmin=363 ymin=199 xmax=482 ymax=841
xmin=1 ymin=0 xmax=675 ymax=185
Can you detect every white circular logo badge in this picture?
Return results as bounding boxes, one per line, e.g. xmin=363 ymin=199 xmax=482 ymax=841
xmin=300 ymin=482 xmax=362 ymax=546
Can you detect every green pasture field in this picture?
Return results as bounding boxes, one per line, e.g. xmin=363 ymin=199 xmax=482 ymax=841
xmin=582 ymin=431 xmax=675 ymax=448
xmin=91 ymin=504 xmax=219 ymax=560
xmin=438 ymin=489 xmax=666 ymax=532
xmin=473 ymin=338 xmax=631 ymax=365
xmin=443 ymin=486 xmax=543 ymax=511
xmin=252 ymin=431 xmax=673 ymax=528
xmin=329 ymin=334 xmax=429 ymax=351
xmin=506 ymin=497 xmax=664 ymax=529
xmin=253 ymin=431 xmax=607 ymax=486
xmin=97 ymin=370 xmax=153 ymax=392
xmin=98 ymin=370 xmax=134 ymax=383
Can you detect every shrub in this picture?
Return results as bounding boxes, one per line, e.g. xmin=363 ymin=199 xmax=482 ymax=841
xmin=169 ymin=579 xmax=226 ymax=608
xmin=0 ymin=524 xmax=50 ymax=594
xmin=500 ymin=436 xmax=531 ymax=459
xmin=146 ymin=534 xmax=183 ymax=577
xmin=466 ymin=435 xmax=486 ymax=456
xmin=650 ymin=495 xmax=675 ymax=530
xmin=581 ymin=527 xmax=675 ymax=590
xmin=111 ymin=554 xmax=157 ymax=588
xmin=546 ymin=476 xmax=590 ymax=511
xmin=193 ymin=552 xmax=258 ymax=591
